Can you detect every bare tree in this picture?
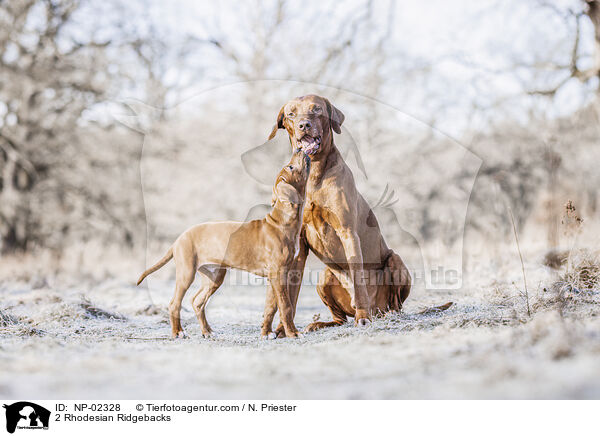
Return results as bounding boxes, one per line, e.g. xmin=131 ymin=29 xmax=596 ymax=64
xmin=197 ymin=1 xmax=397 ymax=110
xmin=528 ymin=0 xmax=600 ymax=96
xmin=0 ymin=0 xmax=140 ymax=252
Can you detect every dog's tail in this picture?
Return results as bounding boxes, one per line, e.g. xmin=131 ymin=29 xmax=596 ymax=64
xmin=136 ymin=246 xmax=174 ymax=285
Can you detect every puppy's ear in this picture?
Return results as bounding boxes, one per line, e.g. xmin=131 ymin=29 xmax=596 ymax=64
xmin=324 ymin=98 xmax=345 ymax=134
xmin=274 ymin=181 xmax=301 ymax=205
xmin=268 ymin=105 xmax=285 ymax=140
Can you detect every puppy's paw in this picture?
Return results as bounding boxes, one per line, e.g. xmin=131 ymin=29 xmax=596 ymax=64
xmin=173 ymin=330 xmax=189 ymax=339
xmin=274 ymin=325 xmax=286 ymax=339
xmin=267 ymin=332 xmax=277 ymax=340
xmin=201 ymin=332 xmax=212 ymax=338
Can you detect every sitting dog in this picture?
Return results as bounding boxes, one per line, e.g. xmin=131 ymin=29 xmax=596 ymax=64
xmin=262 ymin=94 xmax=412 ymax=337
xmin=136 ymin=151 xmax=310 ymax=339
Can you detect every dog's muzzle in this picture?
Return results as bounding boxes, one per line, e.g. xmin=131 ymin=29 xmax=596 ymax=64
xmin=297 ymin=135 xmax=321 ymax=155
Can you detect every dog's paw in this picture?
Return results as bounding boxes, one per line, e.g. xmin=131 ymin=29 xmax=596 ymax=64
xmin=354 ymin=309 xmax=371 ymax=327
xmin=173 ymin=330 xmax=189 ymax=339
xmin=267 ymin=332 xmax=277 ymax=340
xmin=201 ymin=332 xmax=212 ymax=338
xmin=356 ymin=318 xmax=371 ymax=327
xmin=273 ymin=325 xmax=286 ymax=339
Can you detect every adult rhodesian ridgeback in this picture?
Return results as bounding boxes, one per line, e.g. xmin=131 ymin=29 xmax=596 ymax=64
xmin=262 ymin=94 xmax=411 ymax=337
xmin=137 ymin=151 xmax=311 ymax=339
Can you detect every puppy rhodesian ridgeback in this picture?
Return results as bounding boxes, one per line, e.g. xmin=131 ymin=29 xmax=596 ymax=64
xmin=137 ymin=151 xmax=311 ymax=338
xmin=262 ymin=94 xmax=411 ymax=337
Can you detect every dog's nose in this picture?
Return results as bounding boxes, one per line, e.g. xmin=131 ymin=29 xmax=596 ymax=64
xmin=298 ymin=119 xmax=312 ymax=131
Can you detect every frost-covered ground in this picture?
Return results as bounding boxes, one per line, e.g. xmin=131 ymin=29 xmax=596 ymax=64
xmin=1 ymin=251 xmax=600 ymax=399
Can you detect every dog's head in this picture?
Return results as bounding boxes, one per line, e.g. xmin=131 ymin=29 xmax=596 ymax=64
xmin=268 ymin=95 xmax=345 ymax=158
xmin=271 ymin=150 xmax=311 ymax=213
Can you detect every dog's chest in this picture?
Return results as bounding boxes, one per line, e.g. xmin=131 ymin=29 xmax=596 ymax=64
xmin=303 ymin=202 xmax=344 ymax=260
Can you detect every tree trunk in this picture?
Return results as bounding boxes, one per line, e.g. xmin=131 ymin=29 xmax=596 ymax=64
xmin=586 ymin=0 xmax=600 ymax=82
xmin=0 ymin=155 xmax=30 ymax=252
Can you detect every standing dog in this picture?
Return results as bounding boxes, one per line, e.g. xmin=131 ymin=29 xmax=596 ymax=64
xmin=137 ymin=151 xmax=311 ymax=339
xmin=262 ymin=95 xmax=411 ymax=336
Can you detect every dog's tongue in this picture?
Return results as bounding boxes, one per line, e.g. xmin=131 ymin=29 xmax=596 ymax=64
xmin=299 ymin=136 xmax=319 ymax=155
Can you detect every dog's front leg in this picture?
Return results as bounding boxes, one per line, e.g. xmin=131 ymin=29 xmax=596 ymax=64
xmin=337 ymin=229 xmax=371 ymax=325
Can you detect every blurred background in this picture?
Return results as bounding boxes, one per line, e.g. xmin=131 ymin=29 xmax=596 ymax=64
xmin=0 ymin=0 xmax=599 ymax=283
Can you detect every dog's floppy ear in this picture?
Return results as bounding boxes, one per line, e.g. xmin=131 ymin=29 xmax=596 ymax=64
xmin=324 ymin=98 xmax=345 ymax=134
xmin=273 ymin=180 xmax=301 ymax=205
xmin=268 ymin=105 xmax=285 ymax=140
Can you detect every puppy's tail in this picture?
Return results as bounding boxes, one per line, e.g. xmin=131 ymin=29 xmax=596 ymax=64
xmin=136 ymin=246 xmax=174 ymax=285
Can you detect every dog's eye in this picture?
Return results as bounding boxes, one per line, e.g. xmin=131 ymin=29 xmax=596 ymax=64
xmin=287 ymin=112 xmax=295 ymax=118
xmin=288 ymin=165 xmax=294 ymax=170
xmin=311 ymin=106 xmax=322 ymax=114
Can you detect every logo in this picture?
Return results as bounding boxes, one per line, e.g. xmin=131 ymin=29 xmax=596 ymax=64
xmin=2 ymin=402 xmax=50 ymax=434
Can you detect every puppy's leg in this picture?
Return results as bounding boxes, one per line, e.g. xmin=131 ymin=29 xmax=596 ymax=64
xmin=169 ymin=248 xmax=197 ymax=339
xmin=191 ymin=267 xmax=226 ymax=337
xmin=305 ymin=268 xmax=348 ymax=332
xmin=169 ymin=273 xmax=195 ymax=339
xmin=261 ymin=286 xmax=278 ymax=338
xmin=270 ymin=268 xmax=299 ymax=338
xmin=271 ymin=238 xmax=308 ymax=338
